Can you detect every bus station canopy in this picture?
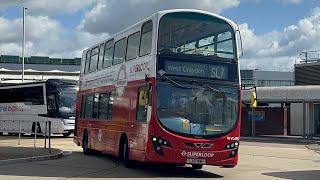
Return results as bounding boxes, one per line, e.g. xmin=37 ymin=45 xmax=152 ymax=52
xmin=241 ymin=85 xmax=320 ymax=103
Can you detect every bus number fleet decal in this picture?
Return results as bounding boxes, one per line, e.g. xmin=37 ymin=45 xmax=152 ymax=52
xmin=227 ymin=137 xmax=240 ymax=141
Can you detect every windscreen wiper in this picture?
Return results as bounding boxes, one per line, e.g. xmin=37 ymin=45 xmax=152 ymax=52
xmin=159 ymin=75 xmax=194 ymax=89
xmin=190 ymin=80 xmax=231 ymax=94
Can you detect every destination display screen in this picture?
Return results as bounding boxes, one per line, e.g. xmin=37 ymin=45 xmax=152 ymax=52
xmin=164 ymin=61 xmax=229 ymax=80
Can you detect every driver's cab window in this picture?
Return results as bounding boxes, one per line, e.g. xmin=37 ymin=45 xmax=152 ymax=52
xmin=47 ymin=93 xmax=57 ymax=113
xmin=136 ymin=85 xmax=151 ymax=122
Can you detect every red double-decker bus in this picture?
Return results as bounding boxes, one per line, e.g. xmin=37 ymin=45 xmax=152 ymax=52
xmin=74 ymin=9 xmax=242 ymax=169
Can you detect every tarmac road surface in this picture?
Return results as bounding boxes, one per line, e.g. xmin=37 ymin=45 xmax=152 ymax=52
xmin=0 ymin=136 xmax=319 ymax=179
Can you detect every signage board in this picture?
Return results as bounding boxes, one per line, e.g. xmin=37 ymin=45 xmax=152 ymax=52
xmin=164 ymin=61 xmax=228 ymax=80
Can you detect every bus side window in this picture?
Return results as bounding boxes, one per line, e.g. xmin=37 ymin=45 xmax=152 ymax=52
xmin=84 ymin=94 xmax=94 ymax=118
xmin=107 ymin=90 xmax=115 ymax=120
xmin=97 ymin=43 xmax=105 ymax=70
xmin=136 ymin=86 xmax=148 ymax=122
xmin=113 ymin=38 xmax=127 ymax=65
xmin=84 ymin=50 xmax=91 ymax=74
xmin=92 ymin=93 xmax=99 ymax=119
xmin=81 ymin=95 xmax=86 ymax=118
xmin=89 ymin=47 xmax=99 ymax=72
xmin=126 ymin=31 xmax=140 ymax=61
xmin=139 ymin=20 xmax=153 ymax=56
xmin=98 ymin=93 xmax=109 ymax=120
xmin=103 ymin=40 xmax=114 ymax=68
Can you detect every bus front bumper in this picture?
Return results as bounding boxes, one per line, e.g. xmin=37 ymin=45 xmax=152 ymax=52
xmin=145 ymin=146 xmax=238 ymax=167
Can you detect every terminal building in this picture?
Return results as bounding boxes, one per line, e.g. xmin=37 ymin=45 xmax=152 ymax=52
xmin=0 ymin=55 xmax=81 ymax=83
xmin=241 ymin=61 xmax=320 ymax=138
xmin=240 ymin=69 xmax=294 ymax=87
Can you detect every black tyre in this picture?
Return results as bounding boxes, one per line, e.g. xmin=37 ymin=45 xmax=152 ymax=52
xmin=222 ymin=165 xmax=235 ymax=168
xmin=120 ymin=137 xmax=133 ymax=168
xmin=8 ymin=133 xmax=18 ymax=136
xmin=0 ymin=132 xmax=3 ymax=136
xmin=82 ymin=132 xmax=92 ymax=155
xmin=192 ymin=164 xmax=203 ymax=170
xmin=62 ymin=132 xmax=72 ymax=137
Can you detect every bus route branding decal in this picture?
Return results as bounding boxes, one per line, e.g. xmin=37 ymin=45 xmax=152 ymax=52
xmin=98 ymin=129 xmax=103 ymax=142
xmin=0 ymin=103 xmax=26 ymax=113
xmin=181 ymin=151 xmax=214 ymax=158
xmin=0 ymin=105 xmax=24 ymax=112
xmin=115 ymin=64 xmax=128 ymax=87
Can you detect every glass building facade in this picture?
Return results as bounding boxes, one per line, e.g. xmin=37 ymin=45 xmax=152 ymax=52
xmin=241 ymin=70 xmax=294 ymax=87
xmin=0 ymin=55 xmax=81 ymax=66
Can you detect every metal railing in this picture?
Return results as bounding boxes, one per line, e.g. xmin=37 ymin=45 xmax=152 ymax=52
xmin=0 ymin=120 xmax=52 ymax=153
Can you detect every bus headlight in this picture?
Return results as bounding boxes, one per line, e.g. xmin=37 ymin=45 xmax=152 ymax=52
xmin=225 ymin=142 xmax=239 ymax=158
xmin=225 ymin=142 xmax=239 ymax=150
xmin=151 ymin=136 xmax=171 ymax=155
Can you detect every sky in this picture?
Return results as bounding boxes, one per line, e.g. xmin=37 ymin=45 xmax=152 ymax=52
xmin=0 ymin=0 xmax=320 ymax=71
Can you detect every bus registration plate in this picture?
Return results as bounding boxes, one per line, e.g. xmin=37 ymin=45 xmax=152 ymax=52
xmin=186 ymin=159 xmax=206 ymax=164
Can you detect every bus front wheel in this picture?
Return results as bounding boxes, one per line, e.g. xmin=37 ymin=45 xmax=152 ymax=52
xmin=119 ymin=136 xmax=133 ymax=168
xmin=192 ymin=164 xmax=203 ymax=170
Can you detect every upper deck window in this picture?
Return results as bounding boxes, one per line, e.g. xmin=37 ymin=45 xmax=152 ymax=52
xmin=139 ymin=21 xmax=153 ymax=56
xmin=158 ymin=12 xmax=236 ymax=60
xmin=113 ymin=38 xmax=127 ymax=65
xmin=84 ymin=50 xmax=91 ymax=74
xmin=97 ymin=43 xmax=105 ymax=70
xmin=126 ymin=32 xmax=140 ymax=61
xmin=89 ymin=47 xmax=99 ymax=72
xmin=103 ymin=40 xmax=114 ymax=68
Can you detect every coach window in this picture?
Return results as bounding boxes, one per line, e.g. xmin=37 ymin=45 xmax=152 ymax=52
xmin=84 ymin=95 xmax=94 ymax=118
xmin=97 ymin=43 xmax=105 ymax=70
xmin=89 ymin=47 xmax=99 ymax=72
xmin=92 ymin=93 xmax=100 ymax=119
xmin=113 ymin=38 xmax=127 ymax=65
xmin=136 ymin=86 xmax=149 ymax=122
xmin=84 ymin=50 xmax=91 ymax=74
xmin=139 ymin=21 xmax=153 ymax=56
xmin=98 ymin=93 xmax=109 ymax=119
xmin=103 ymin=40 xmax=114 ymax=68
xmin=47 ymin=93 xmax=57 ymax=113
xmin=18 ymin=86 xmax=44 ymax=105
xmin=126 ymin=32 xmax=140 ymax=61
xmin=107 ymin=90 xmax=115 ymax=119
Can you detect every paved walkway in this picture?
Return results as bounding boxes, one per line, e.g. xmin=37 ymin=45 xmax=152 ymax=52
xmin=0 ymin=146 xmax=60 ymax=160
xmin=0 ymin=135 xmax=63 ymax=163
xmin=241 ymin=135 xmax=320 ymax=144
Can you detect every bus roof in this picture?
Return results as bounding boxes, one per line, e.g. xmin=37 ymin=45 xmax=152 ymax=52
xmin=84 ymin=9 xmax=238 ymax=52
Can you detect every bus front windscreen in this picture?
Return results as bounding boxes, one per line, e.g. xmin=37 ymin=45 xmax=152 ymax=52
xmin=58 ymin=86 xmax=77 ymax=115
xmin=158 ymin=12 xmax=236 ymax=60
xmin=156 ymin=81 xmax=238 ymax=137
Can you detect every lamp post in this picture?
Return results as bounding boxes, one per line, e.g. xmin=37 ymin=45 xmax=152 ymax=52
xmin=22 ymin=7 xmax=27 ymax=82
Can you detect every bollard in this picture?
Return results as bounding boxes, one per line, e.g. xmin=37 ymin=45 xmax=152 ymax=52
xmin=49 ymin=121 xmax=51 ymax=154
xmin=34 ymin=121 xmax=37 ymax=148
xmin=44 ymin=121 xmax=47 ymax=149
xmin=18 ymin=121 xmax=22 ymax=145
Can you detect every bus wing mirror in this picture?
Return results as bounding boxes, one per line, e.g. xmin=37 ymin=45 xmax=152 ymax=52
xmin=236 ymin=23 xmax=244 ymax=59
xmin=145 ymin=74 xmax=149 ymax=82
xmin=139 ymin=88 xmax=148 ymax=106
